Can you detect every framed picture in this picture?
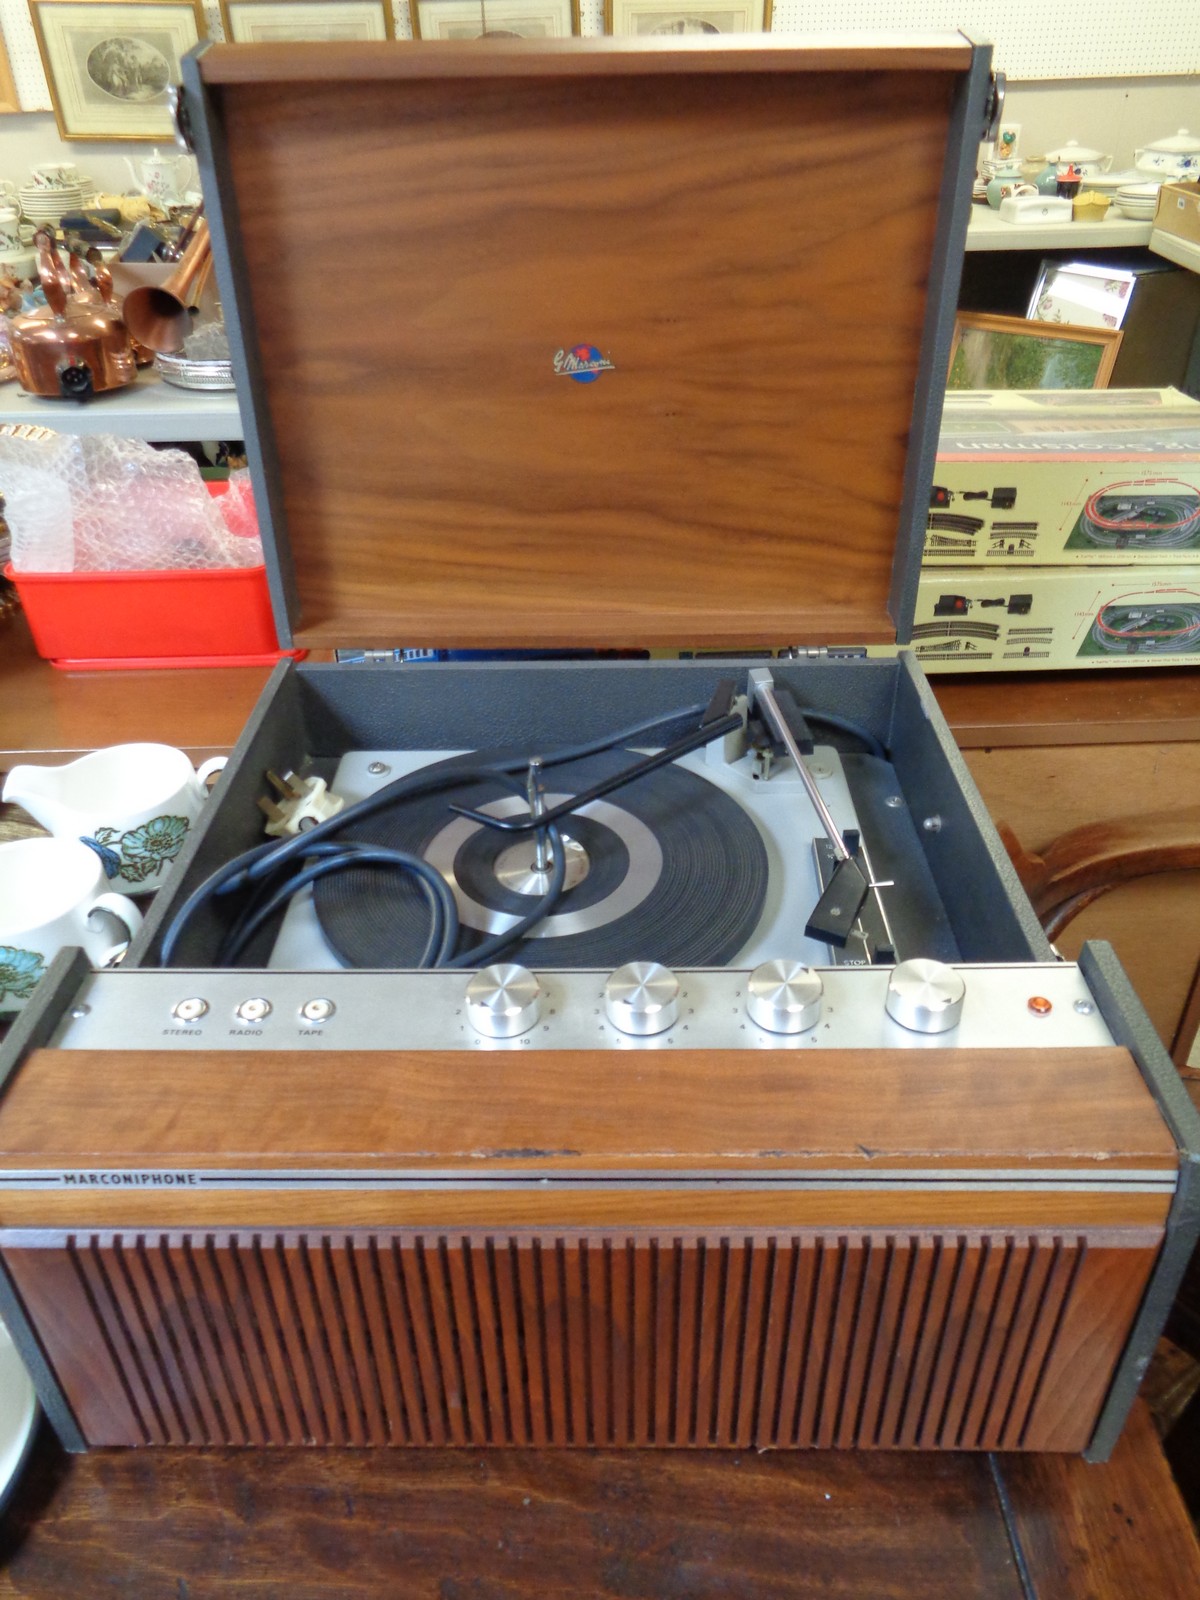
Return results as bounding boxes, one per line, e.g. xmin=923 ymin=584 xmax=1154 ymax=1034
xmin=30 ymin=0 xmax=205 ymax=141
xmin=1027 ymin=260 xmax=1139 ymax=332
xmin=220 ymin=0 xmax=393 ymax=40
xmin=410 ymin=0 xmax=578 ymax=37
xmin=947 ymin=313 xmax=1123 ymax=392
xmin=605 ymin=0 xmax=771 ymax=35
xmin=0 ymin=32 xmax=20 ymax=114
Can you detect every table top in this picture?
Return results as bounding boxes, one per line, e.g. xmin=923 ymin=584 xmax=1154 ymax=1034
xmin=0 ymin=1399 xmax=1195 ymax=1598
xmin=2 ymin=614 xmax=1197 ymax=762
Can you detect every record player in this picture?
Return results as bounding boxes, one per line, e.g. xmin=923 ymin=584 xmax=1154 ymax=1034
xmin=0 ymin=37 xmax=1197 ymax=1459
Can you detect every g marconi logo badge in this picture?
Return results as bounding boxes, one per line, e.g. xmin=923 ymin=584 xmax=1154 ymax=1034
xmin=553 ymin=345 xmax=615 ymax=383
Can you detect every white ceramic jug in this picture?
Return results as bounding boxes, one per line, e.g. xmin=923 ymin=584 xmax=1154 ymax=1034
xmin=0 ymin=838 xmax=142 ymax=1013
xmin=3 ymin=743 xmax=225 ymax=894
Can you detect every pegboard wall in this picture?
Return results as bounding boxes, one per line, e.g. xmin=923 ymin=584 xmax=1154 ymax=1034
xmin=0 ymin=0 xmax=1196 ymax=113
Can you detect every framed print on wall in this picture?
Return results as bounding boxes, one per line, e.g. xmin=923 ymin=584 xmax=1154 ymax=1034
xmin=0 ymin=32 xmax=20 ymax=113
xmin=605 ymin=0 xmax=771 ymax=35
xmin=29 ymin=0 xmax=205 ymax=141
xmin=219 ymin=0 xmax=393 ymax=41
xmin=410 ymin=0 xmax=578 ymax=39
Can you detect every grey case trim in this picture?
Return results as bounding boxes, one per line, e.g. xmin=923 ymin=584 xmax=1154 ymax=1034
xmin=1079 ymin=940 xmax=1200 ymax=1463
xmin=131 ymin=659 xmax=301 ymax=967
xmin=889 ymin=41 xmax=993 ymax=644
xmin=180 ymin=45 xmax=298 ymax=646
xmin=0 ymin=947 xmax=89 ymax=1101
xmin=0 ymin=947 xmax=91 ymax=1453
xmin=137 ymin=652 xmax=1049 ymax=971
xmin=181 ymin=42 xmax=983 ymax=658
xmin=886 ymin=651 xmax=1051 ymax=962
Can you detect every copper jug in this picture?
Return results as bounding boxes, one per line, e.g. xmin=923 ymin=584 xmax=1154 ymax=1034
xmin=10 ymin=236 xmax=137 ymax=400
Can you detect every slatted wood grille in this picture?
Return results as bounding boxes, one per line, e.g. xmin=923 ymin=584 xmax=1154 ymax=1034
xmin=7 ymin=1227 xmax=1153 ymax=1450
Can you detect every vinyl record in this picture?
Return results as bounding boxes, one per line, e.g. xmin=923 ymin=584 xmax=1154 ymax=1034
xmin=313 ymin=748 xmax=768 ymax=968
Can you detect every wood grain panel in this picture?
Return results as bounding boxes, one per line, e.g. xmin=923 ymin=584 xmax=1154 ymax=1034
xmin=0 ymin=1046 xmax=1176 ymax=1174
xmin=1 ymin=1226 xmax=1158 ymax=1451
xmin=201 ymin=38 xmax=975 ymax=86
xmin=209 ymin=54 xmax=961 ymax=647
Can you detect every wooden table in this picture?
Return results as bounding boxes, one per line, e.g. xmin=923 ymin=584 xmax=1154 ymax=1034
xmin=0 ymin=1400 xmax=1196 ymax=1599
xmin=1 ymin=625 xmax=1199 ymax=1596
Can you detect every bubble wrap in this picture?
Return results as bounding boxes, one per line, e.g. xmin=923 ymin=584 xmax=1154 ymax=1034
xmin=0 ymin=433 xmax=262 ymax=573
xmin=184 ymin=322 xmax=231 ymax=361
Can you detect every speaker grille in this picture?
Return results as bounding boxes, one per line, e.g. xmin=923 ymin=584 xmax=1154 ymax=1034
xmin=8 ymin=1227 xmax=1148 ymax=1450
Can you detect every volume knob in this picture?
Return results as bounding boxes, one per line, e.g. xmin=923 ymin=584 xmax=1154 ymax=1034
xmin=605 ymin=961 xmax=679 ymax=1036
xmin=747 ymin=959 xmax=823 ymax=1034
xmin=885 ymin=958 xmax=965 ymax=1034
xmin=465 ymin=964 xmax=542 ymax=1039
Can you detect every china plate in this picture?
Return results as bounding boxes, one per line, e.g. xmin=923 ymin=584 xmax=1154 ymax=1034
xmin=0 ymin=1316 xmax=37 ymax=1510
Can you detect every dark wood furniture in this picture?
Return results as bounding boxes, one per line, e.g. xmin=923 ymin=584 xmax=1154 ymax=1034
xmin=0 ymin=1397 xmax=1197 ymax=1598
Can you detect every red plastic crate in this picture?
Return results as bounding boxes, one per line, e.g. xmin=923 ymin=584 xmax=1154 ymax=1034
xmin=4 ymin=481 xmax=303 ymax=669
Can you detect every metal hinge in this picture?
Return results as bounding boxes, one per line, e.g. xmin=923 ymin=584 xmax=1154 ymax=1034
xmin=982 ymin=71 xmax=1006 ymax=144
xmin=335 ymin=648 xmax=406 ymax=665
xmin=777 ymin=646 xmax=868 ymax=661
xmin=168 ymin=85 xmax=194 ymax=154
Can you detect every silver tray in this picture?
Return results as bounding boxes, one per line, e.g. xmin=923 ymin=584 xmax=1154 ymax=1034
xmin=155 ymin=352 xmax=236 ymax=391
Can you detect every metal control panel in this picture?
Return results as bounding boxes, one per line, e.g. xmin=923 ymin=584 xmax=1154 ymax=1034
xmin=51 ymin=963 xmax=1115 ymax=1053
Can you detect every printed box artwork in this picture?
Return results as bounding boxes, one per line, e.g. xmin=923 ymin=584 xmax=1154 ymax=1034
xmin=924 ymin=388 xmax=1200 ymax=565
xmin=912 ymin=568 xmax=1200 ymax=673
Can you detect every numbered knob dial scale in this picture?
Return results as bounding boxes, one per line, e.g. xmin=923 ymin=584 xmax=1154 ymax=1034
xmin=465 ymin=964 xmax=542 ymax=1038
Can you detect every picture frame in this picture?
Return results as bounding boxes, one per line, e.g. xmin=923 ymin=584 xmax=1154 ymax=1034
xmin=220 ymin=0 xmax=393 ymax=41
xmin=0 ymin=32 xmax=20 ymax=114
xmin=1027 ymin=260 xmax=1139 ymax=332
xmin=29 ymin=0 xmax=206 ymax=141
xmin=947 ymin=312 xmax=1123 ymax=392
xmin=605 ymin=0 xmax=771 ymax=36
xmin=410 ymin=0 xmax=578 ymax=38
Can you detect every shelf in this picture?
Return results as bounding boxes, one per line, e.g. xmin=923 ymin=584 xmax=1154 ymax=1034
xmin=1149 ymin=227 xmax=1200 ymax=274
xmin=966 ymin=207 xmax=1155 ymax=252
xmin=0 ymin=368 xmax=241 ymax=440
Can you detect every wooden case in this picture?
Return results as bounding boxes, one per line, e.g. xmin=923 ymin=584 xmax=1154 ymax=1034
xmin=0 ymin=40 xmax=1198 ymax=1461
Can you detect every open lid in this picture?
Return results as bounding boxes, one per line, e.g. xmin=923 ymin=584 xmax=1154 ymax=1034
xmin=187 ymin=36 xmax=987 ymax=650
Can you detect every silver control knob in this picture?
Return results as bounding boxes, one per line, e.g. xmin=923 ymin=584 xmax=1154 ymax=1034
xmin=466 ymin=964 xmax=542 ymax=1039
xmin=747 ymin=959 xmax=823 ymax=1034
xmin=604 ymin=961 xmax=679 ymax=1036
xmin=885 ymin=958 xmax=965 ymax=1034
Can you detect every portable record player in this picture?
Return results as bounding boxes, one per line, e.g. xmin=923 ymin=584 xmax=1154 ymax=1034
xmin=0 ymin=37 xmax=1197 ymax=1460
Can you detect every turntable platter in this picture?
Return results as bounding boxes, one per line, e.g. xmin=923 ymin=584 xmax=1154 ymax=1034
xmin=312 ymin=749 xmax=770 ymax=968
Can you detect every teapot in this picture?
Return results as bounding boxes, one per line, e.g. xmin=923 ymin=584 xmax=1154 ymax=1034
xmin=9 ymin=234 xmax=136 ymax=399
xmin=1134 ymin=129 xmax=1200 ymax=178
xmin=123 ymin=148 xmax=193 ymax=207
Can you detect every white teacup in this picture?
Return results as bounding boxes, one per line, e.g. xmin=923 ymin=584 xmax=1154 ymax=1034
xmin=0 ymin=206 xmax=22 ymax=254
xmin=0 ymin=838 xmax=143 ymax=1014
xmin=30 ymin=163 xmax=79 ymax=191
xmin=3 ymin=743 xmax=226 ymax=895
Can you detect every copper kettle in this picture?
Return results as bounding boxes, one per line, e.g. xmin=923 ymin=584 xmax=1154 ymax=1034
xmin=10 ymin=235 xmax=137 ymax=400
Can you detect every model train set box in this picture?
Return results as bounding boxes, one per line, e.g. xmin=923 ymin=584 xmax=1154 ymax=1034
xmin=0 ymin=38 xmax=1197 ymax=1460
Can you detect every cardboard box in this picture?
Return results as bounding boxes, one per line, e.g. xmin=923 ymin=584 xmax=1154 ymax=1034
xmin=1154 ymin=181 xmax=1200 ymax=248
xmin=925 ymin=388 xmax=1200 ymax=564
xmin=914 ymin=566 xmax=1200 ymax=671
